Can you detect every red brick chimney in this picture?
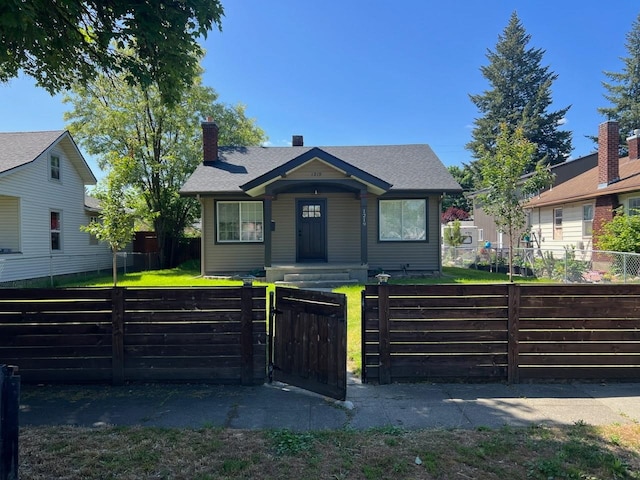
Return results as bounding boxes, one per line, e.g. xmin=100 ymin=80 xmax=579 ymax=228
xmin=627 ymin=129 xmax=640 ymax=161
xmin=598 ymin=120 xmax=619 ymax=187
xmin=292 ymin=135 xmax=304 ymax=147
xmin=202 ymin=117 xmax=219 ymax=164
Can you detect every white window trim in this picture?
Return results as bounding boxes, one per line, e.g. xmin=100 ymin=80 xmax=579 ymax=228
xmin=50 ymin=210 xmax=62 ymax=251
xmin=50 ymin=155 xmax=61 ymax=181
xmin=378 ymin=199 xmax=427 ymax=242
xmin=582 ymin=204 xmax=594 ymax=237
xmin=629 ymin=197 xmax=640 ymax=216
xmin=216 ymin=201 xmax=264 ymax=243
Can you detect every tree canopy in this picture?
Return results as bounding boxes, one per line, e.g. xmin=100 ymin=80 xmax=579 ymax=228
xmin=467 ymin=12 xmax=572 ymax=174
xmin=475 ymin=124 xmax=553 ymax=281
xmin=0 ymin=0 xmax=223 ymax=105
xmin=599 ymin=13 xmax=640 ymax=152
xmin=65 ymin=64 xmax=266 ymax=268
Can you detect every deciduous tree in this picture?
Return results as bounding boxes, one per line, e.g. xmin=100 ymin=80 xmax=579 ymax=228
xmin=0 ymin=0 xmax=223 ymax=105
xmin=65 ymin=65 xmax=266 ymax=268
xmin=476 ymin=124 xmax=552 ymax=281
xmin=467 ymin=12 xmax=572 ymax=173
xmin=81 ymin=157 xmax=137 ymax=286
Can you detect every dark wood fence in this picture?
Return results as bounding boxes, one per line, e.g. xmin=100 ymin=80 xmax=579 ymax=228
xmin=363 ymin=283 xmax=640 ymax=384
xmin=0 ymin=286 xmax=266 ymax=385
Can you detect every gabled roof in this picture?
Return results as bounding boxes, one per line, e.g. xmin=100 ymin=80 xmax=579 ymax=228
xmin=526 ymin=155 xmax=640 ymax=208
xmin=0 ymin=130 xmax=96 ymax=184
xmin=181 ymin=144 xmax=461 ymax=196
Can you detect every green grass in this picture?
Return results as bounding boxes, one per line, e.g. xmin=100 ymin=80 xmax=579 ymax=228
xmin=57 ymin=263 xmax=546 ymax=375
xmin=19 ymin=423 xmax=640 ymax=479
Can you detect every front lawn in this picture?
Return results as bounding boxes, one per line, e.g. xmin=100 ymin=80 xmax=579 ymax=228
xmin=58 ymin=263 xmax=543 ymax=374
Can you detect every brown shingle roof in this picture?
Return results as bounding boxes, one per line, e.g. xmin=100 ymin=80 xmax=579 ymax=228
xmin=526 ymin=156 xmax=640 ymax=208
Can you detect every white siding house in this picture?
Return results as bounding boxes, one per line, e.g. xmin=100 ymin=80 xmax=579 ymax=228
xmin=0 ymin=130 xmax=113 ymax=283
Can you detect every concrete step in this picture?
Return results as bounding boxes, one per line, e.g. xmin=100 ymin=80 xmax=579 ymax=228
xmin=282 ymin=272 xmax=351 ymax=282
xmin=275 ymin=278 xmax=360 ymax=289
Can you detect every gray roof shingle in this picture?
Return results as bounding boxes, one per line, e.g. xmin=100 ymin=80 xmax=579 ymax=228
xmin=0 ymin=130 xmax=96 ymax=184
xmin=181 ymin=144 xmax=462 ymax=195
xmin=0 ymin=130 xmax=66 ymax=174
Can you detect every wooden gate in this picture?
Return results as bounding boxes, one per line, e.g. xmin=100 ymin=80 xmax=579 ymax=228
xmin=270 ymin=287 xmax=347 ymax=400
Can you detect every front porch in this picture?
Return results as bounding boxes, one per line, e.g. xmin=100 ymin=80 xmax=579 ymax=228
xmin=266 ymin=262 xmax=368 ymax=286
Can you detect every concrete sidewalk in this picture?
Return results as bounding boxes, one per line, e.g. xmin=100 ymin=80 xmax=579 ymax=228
xmin=19 ymin=375 xmax=640 ymax=431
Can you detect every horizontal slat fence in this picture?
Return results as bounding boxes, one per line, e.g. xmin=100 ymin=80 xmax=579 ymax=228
xmin=0 ymin=286 xmax=266 ymax=385
xmin=363 ymin=283 xmax=640 ymax=384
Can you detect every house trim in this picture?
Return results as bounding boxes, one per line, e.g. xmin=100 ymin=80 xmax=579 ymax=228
xmin=241 ymin=148 xmax=392 ymax=197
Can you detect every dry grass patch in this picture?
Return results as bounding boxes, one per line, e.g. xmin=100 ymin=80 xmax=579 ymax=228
xmin=19 ymin=423 xmax=640 ymax=479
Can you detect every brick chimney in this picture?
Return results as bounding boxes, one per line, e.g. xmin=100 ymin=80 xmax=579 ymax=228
xmin=202 ymin=117 xmax=219 ymax=164
xmin=598 ymin=120 xmax=619 ymax=188
xmin=292 ymin=135 xmax=303 ymax=147
xmin=627 ymin=129 xmax=640 ymax=161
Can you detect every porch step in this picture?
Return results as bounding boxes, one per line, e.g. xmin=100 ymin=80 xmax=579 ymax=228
xmin=276 ymin=272 xmax=359 ymax=288
xmin=283 ymin=273 xmax=351 ymax=282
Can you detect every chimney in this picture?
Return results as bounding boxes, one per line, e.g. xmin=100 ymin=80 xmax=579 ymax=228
xmin=292 ymin=135 xmax=303 ymax=147
xmin=627 ymin=129 xmax=640 ymax=161
xmin=202 ymin=117 xmax=219 ymax=164
xmin=598 ymin=120 xmax=619 ymax=188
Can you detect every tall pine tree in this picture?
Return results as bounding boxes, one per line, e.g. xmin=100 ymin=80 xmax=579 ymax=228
xmin=599 ymin=12 xmax=640 ymax=153
xmin=467 ymin=12 xmax=572 ymax=173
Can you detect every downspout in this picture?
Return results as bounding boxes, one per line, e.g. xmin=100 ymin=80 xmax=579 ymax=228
xmin=197 ymin=194 xmax=205 ymax=277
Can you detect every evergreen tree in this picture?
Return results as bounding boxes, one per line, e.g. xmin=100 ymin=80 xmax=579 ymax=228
xmin=599 ymin=13 xmax=640 ymax=152
xmin=467 ymin=12 xmax=572 ymax=172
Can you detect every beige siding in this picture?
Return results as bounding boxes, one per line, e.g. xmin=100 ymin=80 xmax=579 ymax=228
xmin=271 ymin=193 xmax=361 ymax=263
xmin=201 ymin=197 xmax=264 ymax=274
xmin=367 ymin=195 xmax=440 ymax=272
xmin=287 ymin=159 xmax=347 ymax=180
xmin=530 ymin=202 xmax=595 ymax=251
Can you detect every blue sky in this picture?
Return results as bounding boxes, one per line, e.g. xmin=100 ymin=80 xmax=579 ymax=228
xmin=1 ymin=1 xmax=638 ymax=179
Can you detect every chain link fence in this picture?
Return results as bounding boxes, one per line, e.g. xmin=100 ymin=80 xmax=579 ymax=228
xmin=442 ymin=245 xmax=640 ymax=284
xmin=0 ymin=252 xmax=161 ymax=287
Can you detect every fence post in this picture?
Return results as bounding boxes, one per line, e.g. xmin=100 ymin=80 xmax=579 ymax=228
xmin=0 ymin=365 xmax=20 ymax=480
xmin=507 ymin=283 xmax=520 ymax=384
xmin=112 ymin=287 xmax=125 ymax=386
xmin=377 ymin=282 xmax=391 ymax=385
xmin=240 ymin=281 xmax=255 ymax=385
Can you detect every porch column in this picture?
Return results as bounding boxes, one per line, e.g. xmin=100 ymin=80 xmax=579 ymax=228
xmin=360 ymin=190 xmax=368 ymax=265
xmin=264 ymin=195 xmax=273 ymax=267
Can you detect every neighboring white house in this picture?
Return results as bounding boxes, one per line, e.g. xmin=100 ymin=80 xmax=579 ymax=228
xmin=0 ymin=130 xmax=114 ymax=283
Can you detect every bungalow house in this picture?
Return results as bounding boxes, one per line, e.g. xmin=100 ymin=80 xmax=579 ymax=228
xmin=0 ymin=130 xmax=114 ymax=283
xmin=180 ymin=120 xmax=462 ymax=283
xmin=525 ymin=120 xmax=640 ymax=255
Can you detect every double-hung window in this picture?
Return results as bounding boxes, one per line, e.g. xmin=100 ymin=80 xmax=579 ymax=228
xmin=582 ymin=204 xmax=593 ymax=237
xmin=629 ymin=197 xmax=640 ymax=216
xmin=50 ymin=211 xmax=61 ymax=251
xmin=50 ymin=155 xmax=60 ymax=180
xmin=217 ymin=201 xmax=264 ymax=242
xmin=379 ymin=199 xmax=427 ymax=241
xmin=553 ymin=207 xmax=563 ymax=240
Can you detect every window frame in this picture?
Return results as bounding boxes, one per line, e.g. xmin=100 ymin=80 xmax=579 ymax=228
xmin=50 ymin=155 xmax=61 ymax=181
xmin=582 ymin=204 xmax=594 ymax=237
xmin=629 ymin=197 xmax=640 ymax=216
xmin=553 ymin=207 xmax=563 ymax=240
xmin=215 ymin=200 xmax=264 ymax=243
xmin=378 ymin=198 xmax=428 ymax=242
xmin=88 ymin=215 xmax=100 ymax=245
xmin=50 ymin=210 xmax=62 ymax=251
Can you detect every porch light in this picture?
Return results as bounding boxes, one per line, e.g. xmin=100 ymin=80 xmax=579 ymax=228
xmin=376 ymin=273 xmax=391 ymax=284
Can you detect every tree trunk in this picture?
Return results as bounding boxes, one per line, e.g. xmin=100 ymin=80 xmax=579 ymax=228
xmin=112 ymin=251 xmax=118 ymax=286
